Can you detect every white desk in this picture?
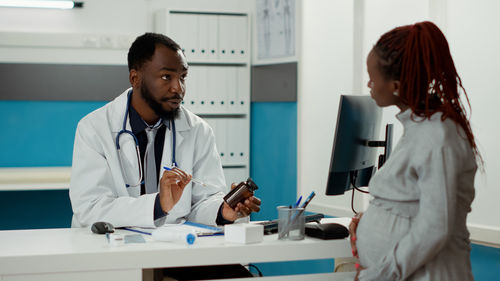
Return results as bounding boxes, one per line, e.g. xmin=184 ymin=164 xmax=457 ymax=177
xmin=0 ymin=227 xmax=355 ymax=281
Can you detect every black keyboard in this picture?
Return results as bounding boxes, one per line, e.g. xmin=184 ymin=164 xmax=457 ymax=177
xmin=257 ymin=213 xmax=325 ymax=235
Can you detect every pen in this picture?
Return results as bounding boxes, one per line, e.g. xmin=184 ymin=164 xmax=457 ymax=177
xmin=299 ymin=191 xmax=316 ymax=209
xmin=122 ymin=227 xmax=152 ymax=236
xmin=293 ymin=196 xmax=302 ymax=208
xmin=163 ymin=166 xmax=208 ymax=187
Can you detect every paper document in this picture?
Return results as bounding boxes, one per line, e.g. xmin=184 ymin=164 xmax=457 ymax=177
xmin=123 ymin=221 xmax=224 ymax=237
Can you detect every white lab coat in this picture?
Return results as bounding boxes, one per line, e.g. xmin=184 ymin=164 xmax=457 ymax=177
xmin=69 ymin=89 xmax=228 ymax=228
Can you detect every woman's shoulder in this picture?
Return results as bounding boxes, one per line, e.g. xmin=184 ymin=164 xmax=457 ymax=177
xmin=410 ymin=112 xmax=471 ymax=154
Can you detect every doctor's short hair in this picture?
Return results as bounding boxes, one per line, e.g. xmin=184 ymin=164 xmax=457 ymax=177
xmin=127 ymin=32 xmax=182 ymax=71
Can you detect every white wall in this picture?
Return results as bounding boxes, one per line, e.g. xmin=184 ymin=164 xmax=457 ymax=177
xmin=298 ymin=0 xmax=359 ymax=216
xmin=298 ymin=0 xmax=500 ymax=245
xmin=445 ymin=0 xmax=500 ymax=243
xmin=0 ymin=0 xmax=149 ymax=64
xmin=0 ymin=0 xmax=253 ymax=64
xmin=0 ymin=0 xmax=148 ymax=34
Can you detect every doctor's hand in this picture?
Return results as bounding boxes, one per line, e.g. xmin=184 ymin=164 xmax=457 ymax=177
xmin=159 ymin=167 xmax=192 ymax=213
xmin=222 ymin=183 xmax=261 ymax=222
xmin=349 ymin=212 xmax=363 ymax=259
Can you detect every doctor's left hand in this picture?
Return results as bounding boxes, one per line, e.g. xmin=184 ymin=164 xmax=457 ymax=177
xmin=159 ymin=167 xmax=192 ymax=213
xmin=222 ymin=183 xmax=261 ymax=222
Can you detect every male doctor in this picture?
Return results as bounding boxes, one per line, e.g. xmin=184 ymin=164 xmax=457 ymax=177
xmin=69 ymin=32 xmax=261 ymax=228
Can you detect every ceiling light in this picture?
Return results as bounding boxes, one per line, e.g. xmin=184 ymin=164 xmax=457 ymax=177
xmin=0 ymin=1 xmax=83 ymax=9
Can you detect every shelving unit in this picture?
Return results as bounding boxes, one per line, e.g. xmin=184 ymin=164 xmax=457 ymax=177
xmin=155 ymin=6 xmax=251 ymax=188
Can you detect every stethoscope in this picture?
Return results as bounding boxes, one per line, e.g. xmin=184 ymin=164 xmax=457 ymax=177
xmin=115 ymin=90 xmax=177 ymax=187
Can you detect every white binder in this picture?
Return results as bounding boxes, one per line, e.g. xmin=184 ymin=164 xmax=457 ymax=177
xmin=197 ymin=66 xmax=209 ymax=114
xmin=216 ymin=118 xmax=228 ymax=163
xmin=225 ymin=118 xmax=247 ymax=165
xmin=225 ymin=66 xmax=238 ymax=114
xmin=226 ymin=15 xmax=248 ymax=63
xmin=198 ymin=14 xmax=219 ymax=62
xmin=217 ymin=15 xmax=233 ymax=62
xmin=169 ymin=13 xmax=199 ymax=62
xmin=236 ymin=66 xmax=250 ymax=114
xmin=234 ymin=16 xmax=249 ymax=61
xmin=185 ymin=65 xmax=200 ymax=112
xmin=210 ymin=66 xmax=220 ymax=114
xmin=204 ymin=65 xmax=218 ymax=114
xmin=235 ymin=118 xmax=250 ymax=164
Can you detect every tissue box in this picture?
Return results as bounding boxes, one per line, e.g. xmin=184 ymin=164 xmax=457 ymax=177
xmin=224 ymin=223 xmax=264 ymax=244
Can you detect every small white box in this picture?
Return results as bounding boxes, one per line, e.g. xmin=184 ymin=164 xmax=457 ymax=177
xmin=224 ymin=223 xmax=264 ymax=244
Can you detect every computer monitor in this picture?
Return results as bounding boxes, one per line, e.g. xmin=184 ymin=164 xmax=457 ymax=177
xmin=325 ymin=95 xmax=392 ymax=195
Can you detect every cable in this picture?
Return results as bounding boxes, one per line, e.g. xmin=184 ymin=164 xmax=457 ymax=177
xmin=354 ymin=186 xmax=370 ymax=194
xmin=350 ymin=171 xmax=370 ymax=214
xmin=351 ymin=171 xmax=370 ymax=194
xmin=351 ymin=187 xmax=357 ymax=215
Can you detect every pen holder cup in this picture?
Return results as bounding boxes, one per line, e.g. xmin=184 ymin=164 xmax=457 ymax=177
xmin=277 ymin=206 xmax=305 ymax=240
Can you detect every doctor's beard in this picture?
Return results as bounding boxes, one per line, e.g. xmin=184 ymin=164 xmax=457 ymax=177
xmin=140 ymin=81 xmax=180 ymax=121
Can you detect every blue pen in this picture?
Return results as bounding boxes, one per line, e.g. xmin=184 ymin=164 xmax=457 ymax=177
xmin=299 ymin=191 xmax=316 ymax=209
xmin=163 ymin=166 xmax=209 ymax=187
xmin=122 ymin=227 xmax=152 ymax=236
xmin=293 ymin=196 xmax=302 ymax=208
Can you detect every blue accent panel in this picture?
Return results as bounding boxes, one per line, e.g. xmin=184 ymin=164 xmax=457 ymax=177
xmin=0 ymin=100 xmax=106 ymax=167
xmin=250 ymin=102 xmax=297 ymax=221
xmin=471 ymin=243 xmax=500 ymax=280
xmin=0 ymin=190 xmax=72 ymax=230
xmin=249 ymin=102 xmax=337 ymax=276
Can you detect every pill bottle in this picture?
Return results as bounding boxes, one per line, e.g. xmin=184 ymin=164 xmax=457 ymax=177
xmin=223 ymin=177 xmax=259 ymax=208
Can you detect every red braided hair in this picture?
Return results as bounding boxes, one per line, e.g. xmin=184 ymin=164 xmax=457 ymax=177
xmin=373 ymin=21 xmax=482 ymax=165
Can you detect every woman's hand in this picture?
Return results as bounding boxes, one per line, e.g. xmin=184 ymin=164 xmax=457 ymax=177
xmin=354 ymin=263 xmax=365 ymax=281
xmin=158 ymin=167 xmax=192 ymax=213
xmin=349 ymin=212 xmax=363 ymax=258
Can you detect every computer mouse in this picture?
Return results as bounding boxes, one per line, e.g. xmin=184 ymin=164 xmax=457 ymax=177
xmin=91 ymin=221 xmax=115 ymax=234
xmin=305 ymin=223 xmax=349 ymax=239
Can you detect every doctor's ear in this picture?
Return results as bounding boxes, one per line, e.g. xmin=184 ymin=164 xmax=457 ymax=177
xmin=129 ymin=69 xmax=141 ymax=88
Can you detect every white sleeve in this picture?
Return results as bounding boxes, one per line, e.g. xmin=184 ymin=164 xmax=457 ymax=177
xmin=186 ymin=125 xmax=226 ymax=225
xmin=69 ymin=121 xmax=158 ymax=228
xmin=359 ymin=146 xmax=460 ymax=280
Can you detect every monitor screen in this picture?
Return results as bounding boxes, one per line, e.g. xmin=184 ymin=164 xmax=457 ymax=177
xmin=325 ymin=95 xmax=382 ymax=195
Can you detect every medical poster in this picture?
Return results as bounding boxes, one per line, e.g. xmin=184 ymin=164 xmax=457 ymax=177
xmin=256 ymin=0 xmax=296 ymax=59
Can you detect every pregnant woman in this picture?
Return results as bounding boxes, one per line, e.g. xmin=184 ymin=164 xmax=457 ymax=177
xmin=349 ymin=21 xmax=482 ymax=281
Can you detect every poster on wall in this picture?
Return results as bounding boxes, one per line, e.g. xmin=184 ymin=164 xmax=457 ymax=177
xmin=256 ymin=0 xmax=296 ymax=60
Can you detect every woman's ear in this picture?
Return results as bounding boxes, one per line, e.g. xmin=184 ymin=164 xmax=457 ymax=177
xmin=392 ymin=80 xmax=401 ymax=96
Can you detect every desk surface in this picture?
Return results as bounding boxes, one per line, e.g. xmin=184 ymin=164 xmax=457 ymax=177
xmin=0 ymin=226 xmax=352 ymax=277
